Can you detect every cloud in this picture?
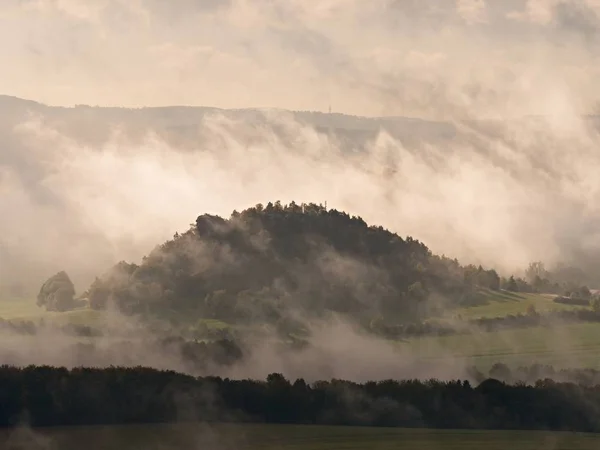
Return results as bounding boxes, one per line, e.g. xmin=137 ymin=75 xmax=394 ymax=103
xmin=456 ymin=0 xmax=487 ymax=24
xmin=507 ymin=0 xmax=557 ymax=24
xmin=0 ymin=0 xmax=597 ymax=117
xmin=555 ymin=0 xmax=600 ymax=41
xmin=20 ymin=0 xmax=108 ymax=21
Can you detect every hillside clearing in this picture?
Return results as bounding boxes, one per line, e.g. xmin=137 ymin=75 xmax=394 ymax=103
xmin=451 ymin=289 xmax=584 ymax=319
xmin=404 ymin=322 xmax=600 ymax=370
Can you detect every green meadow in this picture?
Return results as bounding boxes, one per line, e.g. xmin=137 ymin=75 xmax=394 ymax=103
xmin=2 ymin=423 xmax=599 ymax=450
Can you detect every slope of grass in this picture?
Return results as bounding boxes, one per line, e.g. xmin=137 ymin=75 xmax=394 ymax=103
xmin=0 ymin=298 xmax=91 ymax=319
xmin=4 ymin=295 xmax=600 ymax=373
xmin=403 ymin=322 xmax=600 ymax=370
xmin=1 ymin=423 xmax=599 ymax=450
xmin=0 ymin=298 xmax=47 ymax=319
xmin=0 ymin=289 xmax=580 ymax=326
xmin=452 ymin=289 xmax=584 ymax=319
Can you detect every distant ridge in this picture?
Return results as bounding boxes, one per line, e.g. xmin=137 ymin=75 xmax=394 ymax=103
xmin=0 ymin=95 xmax=456 ymax=137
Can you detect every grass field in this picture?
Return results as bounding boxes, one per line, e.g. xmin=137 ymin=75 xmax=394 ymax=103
xmin=400 ymin=289 xmax=600 ymax=370
xmin=403 ymin=321 xmax=600 ymax=370
xmin=3 ymin=294 xmax=600 ymax=372
xmin=0 ymin=290 xmax=582 ymax=327
xmin=0 ymin=298 xmax=235 ymax=331
xmin=1 ymin=423 xmax=599 ymax=450
xmin=0 ymin=298 xmax=103 ymax=325
xmin=451 ymin=289 xmax=584 ymax=319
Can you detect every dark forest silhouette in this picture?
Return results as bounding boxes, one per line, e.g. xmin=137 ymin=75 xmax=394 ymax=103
xmin=1 ymin=365 xmax=600 ymax=432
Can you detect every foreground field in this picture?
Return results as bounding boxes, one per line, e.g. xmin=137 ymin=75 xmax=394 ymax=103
xmin=1 ymin=424 xmax=599 ymax=450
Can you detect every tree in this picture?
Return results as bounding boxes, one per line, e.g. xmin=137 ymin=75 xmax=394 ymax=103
xmin=37 ymin=271 xmax=76 ymax=312
xmin=407 ymin=281 xmax=427 ymax=301
xmin=506 ymin=276 xmax=518 ymax=292
xmin=489 ymin=363 xmax=512 ymax=382
xmin=579 ymin=286 xmax=592 ymax=300
xmin=487 ymin=270 xmax=501 ymax=291
xmin=525 ymin=261 xmax=548 ymax=284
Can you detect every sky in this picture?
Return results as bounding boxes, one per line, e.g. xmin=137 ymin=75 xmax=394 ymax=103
xmin=1 ymin=0 xmax=600 ymax=118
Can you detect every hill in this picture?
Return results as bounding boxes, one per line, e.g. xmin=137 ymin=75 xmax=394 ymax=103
xmin=0 ymin=95 xmax=455 ymax=135
xmin=0 ymin=94 xmax=456 ymax=152
xmin=82 ymin=202 xmax=505 ymax=331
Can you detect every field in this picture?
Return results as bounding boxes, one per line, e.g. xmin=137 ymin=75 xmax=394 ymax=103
xmin=4 ymin=293 xmax=600 ymax=372
xmin=0 ymin=289 xmax=581 ymax=326
xmin=1 ymin=423 xmax=599 ymax=450
xmin=397 ymin=289 xmax=600 ymax=371
xmin=0 ymin=298 xmax=101 ymax=325
xmin=451 ymin=289 xmax=584 ymax=319
xmin=403 ymin=322 xmax=600 ymax=370
xmin=0 ymin=298 xmax=235 ymax=331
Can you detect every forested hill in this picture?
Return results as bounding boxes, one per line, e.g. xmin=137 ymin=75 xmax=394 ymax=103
xmin=83 ymin=202 xmax=501 ymax=327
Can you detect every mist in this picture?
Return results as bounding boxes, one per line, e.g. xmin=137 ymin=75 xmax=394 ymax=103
xmin=1 ymin=0 xmax=600 ymax=389
xmin=2 ymin=1 xmax=600 ymax=293
xmin=3 ymin=100 xmax=600 ymax=295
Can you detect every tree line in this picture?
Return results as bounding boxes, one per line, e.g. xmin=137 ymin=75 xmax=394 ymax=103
xmin=2 ymin=365 xmax=600 ymax=432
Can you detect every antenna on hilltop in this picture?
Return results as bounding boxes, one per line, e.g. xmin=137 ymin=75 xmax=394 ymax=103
xmin=327 ymin=104 xmax=333 ymax=143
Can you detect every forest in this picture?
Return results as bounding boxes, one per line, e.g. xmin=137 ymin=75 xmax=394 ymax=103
xmin=1 ymin=365 xmax=600 ymax=433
